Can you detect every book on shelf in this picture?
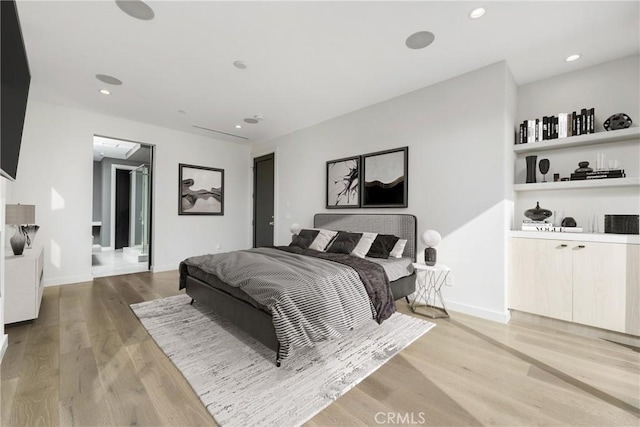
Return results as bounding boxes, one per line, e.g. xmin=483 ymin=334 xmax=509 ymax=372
xmin=522 ymin=219 xmax=550 ymax=224
xmin=521 ymin=225 xmax=584 ymax=232
xmin=515 ymin=106 xmax=595 ymax=144
xmin=570 ymin=169 xmax=626 ymax=180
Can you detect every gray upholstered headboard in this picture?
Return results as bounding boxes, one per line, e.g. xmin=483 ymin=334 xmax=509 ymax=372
xmin=314 ymin=213 xmax=417 ymax=261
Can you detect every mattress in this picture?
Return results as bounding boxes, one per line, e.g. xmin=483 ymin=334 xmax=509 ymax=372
xmin=367 ymin=256 xmax=414 ymax=282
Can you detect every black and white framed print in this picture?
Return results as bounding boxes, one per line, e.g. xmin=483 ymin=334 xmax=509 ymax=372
xmin=362 ymin=147 xmax=408 ymax=208
xmin=179 ymin=163 xmax=224 ymax=215
xmin=326 ymin=155 xmax=360 ymax=208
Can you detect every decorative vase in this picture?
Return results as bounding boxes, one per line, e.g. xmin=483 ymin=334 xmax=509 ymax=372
xmin=9 ymin=226 xmax=26 ymax=256
xmin=425 ymin=247 xmax=437 ymax=266
xmin=524 ymin=201 xmax=552 ymax=221
xmin=603 ymin=113 xmax=632 ymax=131
xmin=20 ymin=224 xmax=39 ymax=248
xmin=525 ymin=155 xmax=537 ymax=184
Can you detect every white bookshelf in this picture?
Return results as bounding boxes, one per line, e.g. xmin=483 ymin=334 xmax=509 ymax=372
xmin=514 ymin=177 xmax=640 ymax=192
xmin=513 ymin=127 xmax=639 ymax=154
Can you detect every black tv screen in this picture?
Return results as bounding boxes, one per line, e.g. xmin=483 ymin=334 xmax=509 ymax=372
xmin=1 ymin=0 xmax=31 ymax=181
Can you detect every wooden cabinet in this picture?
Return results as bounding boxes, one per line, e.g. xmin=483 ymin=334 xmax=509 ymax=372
xmin=509 ymin=238 xmax=639 ymax=335
xmin=4 ymin=245 xmax=44 ymax=324
xmin=510 ymin=238 xmax=573 ymax=321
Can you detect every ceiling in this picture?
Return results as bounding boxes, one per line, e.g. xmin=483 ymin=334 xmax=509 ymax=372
xmin=16 ymin=1 xmax=640 ymax=145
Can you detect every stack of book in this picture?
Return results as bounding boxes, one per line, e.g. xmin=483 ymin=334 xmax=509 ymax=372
xmin=516 ymin=108 xmax=595 ymax=144
xmin=521 ymin=220 xmax=583 ymax=232
xmin=570 ymin=169 xmax=625 ymax=181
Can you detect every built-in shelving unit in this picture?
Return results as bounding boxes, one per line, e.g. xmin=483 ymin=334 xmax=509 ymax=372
xmin=514 ymin=177 xmax=640 ymax=192
xmin=513 ymin=127 xmax=639 ymax=154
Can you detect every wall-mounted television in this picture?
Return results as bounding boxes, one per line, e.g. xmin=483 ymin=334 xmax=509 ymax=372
xmin=1 ymin=0 xmax=31 ymax=181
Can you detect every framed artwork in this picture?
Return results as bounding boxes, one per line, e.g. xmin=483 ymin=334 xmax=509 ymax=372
xmin=179 ymin=163 xmax=224 ymax=215
xmin=326 ymin=155 xmax=360 ymax=208
xmin=362 ymin=146 xmax=408 ymax=208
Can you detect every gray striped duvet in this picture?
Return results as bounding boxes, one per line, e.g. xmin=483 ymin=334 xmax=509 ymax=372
xmin=180 ymin=247 xmax=385 ymax=361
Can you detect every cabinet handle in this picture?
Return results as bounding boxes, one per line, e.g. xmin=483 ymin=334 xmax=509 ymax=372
xmin=557 ymin=244 xmax=568 ymax=249
xmin=573 ymin=245 xmax=586 ymax=250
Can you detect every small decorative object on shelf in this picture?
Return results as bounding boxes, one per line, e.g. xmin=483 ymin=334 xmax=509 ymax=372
xmin=421 ymin=229 xmax=441 ymax=267
xmin=603 ymin=113 xmax=632 ymax=131
xmin=575 ymin=161 xmax=593 ymax=173
xmin=604 ymin=214 xmax=639 ymax=235
xmin=539 ymin=159 xmax=550 ymax=182
xmin=553 ymin=173 xmax=560 ymax=182
xmin=561 ymin=217 xmax=577 ymax=227
xmin=524 ymin=201 xmax=552 ymax=221
xmin=526 ymin=155 xmax=537 ymax=183
xmin=5 ymin=204 xmax=36 ymax=256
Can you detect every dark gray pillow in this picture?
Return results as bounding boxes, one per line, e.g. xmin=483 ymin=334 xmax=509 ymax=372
xmin=289 ymin=229 xmax=319 ymax=249
xmin=366 ymin=234 xmax=400 ymax=259
xmin=326 ymin=231 xmax=362 ymax=255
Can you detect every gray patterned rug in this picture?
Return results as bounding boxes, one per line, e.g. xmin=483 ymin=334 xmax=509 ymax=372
xmin=131 ymin=294 xmax=435 ymax=427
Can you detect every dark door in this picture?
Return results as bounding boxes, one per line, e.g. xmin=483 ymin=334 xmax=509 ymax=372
xmin=115 ymin=168 xmax=131 ymax=250
xmin=253 ymin=153 xmax=274 ymax=248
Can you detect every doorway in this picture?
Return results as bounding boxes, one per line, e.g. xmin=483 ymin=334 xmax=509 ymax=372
xmin=92 ymin=135 xmax=153 ymax=277
xmin=253 ymin=153 xmax=274 ymax=248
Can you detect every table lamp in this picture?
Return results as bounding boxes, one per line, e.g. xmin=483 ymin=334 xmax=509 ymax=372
xmin=5 ymin=204 xmax=35 ymax=256
xmin=421 ymin=229 xmax=441 ymax=266
xmin=289 ymin=223 xmax=301 ymax=235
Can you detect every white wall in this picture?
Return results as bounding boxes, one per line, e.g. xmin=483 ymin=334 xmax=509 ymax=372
xmin=6 ymin=99 xmax=252 ymax=286
xmin=0 ymin=179 xmax=7 ymax=361
xmin=515 ymin=55 xmax=640 ymax=230
xmin=256 ymin=62 xmax=517 ymax=322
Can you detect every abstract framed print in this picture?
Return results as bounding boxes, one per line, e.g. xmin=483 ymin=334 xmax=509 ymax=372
xmin=326 ymin=155 xmax=360 ymax=208
xmin=179 ymin=163 xmax=224 ymax=215
xmin=361 ymin=147 xmax=408 ymax=208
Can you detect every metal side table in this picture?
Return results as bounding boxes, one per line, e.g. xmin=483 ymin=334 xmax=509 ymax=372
xmin=411 ymin=263 xmax=450 ymax=318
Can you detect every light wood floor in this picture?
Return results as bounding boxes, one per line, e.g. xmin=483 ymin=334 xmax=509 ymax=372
xmin=2 ymin=271 xmax=639 ymax=426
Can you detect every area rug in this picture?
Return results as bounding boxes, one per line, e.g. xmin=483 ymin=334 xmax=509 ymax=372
xmin=130 ymin=294 xmax=435 ymax=427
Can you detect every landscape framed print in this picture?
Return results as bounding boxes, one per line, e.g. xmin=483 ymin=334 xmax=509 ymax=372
xmin=361 ymin=147 xmax=408 ymax=208
xmin=326 ymin=155 xmax=360 ymax=208
xmin=179 ymin=163 xmax=224 ymax=215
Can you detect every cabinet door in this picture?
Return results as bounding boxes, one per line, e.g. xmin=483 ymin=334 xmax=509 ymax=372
xmin=572 ymin=242 xmax=636 ymax=334
xmin=509 ymin=238 xmax=573 ymax=321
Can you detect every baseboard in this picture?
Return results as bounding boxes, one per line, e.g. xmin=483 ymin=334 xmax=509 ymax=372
xmin=510 ymin=310 xmax=640 ymax=348
xmin=44 ymin=274 xmax=94 ymax=287
xmin=152 ymin=264 xmax=178 ymax=273
xmin=444 ymin=300 xmax=510 ymax=324
xmin=0 ymin=334 xmax=8 ymax=363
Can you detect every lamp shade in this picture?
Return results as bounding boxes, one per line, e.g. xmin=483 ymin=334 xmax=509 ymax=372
xmin=289 ymin=223 xmax=302 ymax=235
xmin=421 ymin=229 xmax=441 ymax=248
xmin=5 ymin=204 xmax=35 ymax=225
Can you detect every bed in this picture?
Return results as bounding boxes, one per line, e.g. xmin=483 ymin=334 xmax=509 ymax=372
xmin=179 ymin=213 xmax=417 ymax=366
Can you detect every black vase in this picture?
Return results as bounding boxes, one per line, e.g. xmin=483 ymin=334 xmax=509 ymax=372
xmin=526 ymin=155 xmax=537 ymax=184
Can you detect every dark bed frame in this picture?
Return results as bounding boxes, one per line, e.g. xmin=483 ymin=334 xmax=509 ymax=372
xmin=184 ymin=213 xmax=417 ymax=366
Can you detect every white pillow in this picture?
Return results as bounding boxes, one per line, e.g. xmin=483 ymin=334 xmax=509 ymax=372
xmin=389 ymin=239 xmax=407 ymax=258
xmin=350 ymin=232 xmax=378 ymax=258
xmin=308 ymin=229 xmax=338 ymax=251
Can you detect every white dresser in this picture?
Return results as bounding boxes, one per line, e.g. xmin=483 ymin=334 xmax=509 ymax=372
xmin=4 ymin=245 xmax=44 ymax=324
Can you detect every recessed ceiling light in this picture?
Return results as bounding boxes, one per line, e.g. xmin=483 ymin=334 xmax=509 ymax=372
xmin=565 ymin=54 xmax=581 ymax=62
xmin=115 ymin=0 xmax=155 ymax=21
xmin=233 ymin=61 xmax=247 ymax=70
xmin=470 ymin=8 xmax=486 ymax=19
xmin=244 ymin=115 xmax=263 ymax=124
xmin=235 ymin=125 xmax=242 ymax=129
xmin=405 ymin=31 xmax=435 ymax=50
xmin=96 ymin=74 xmax=123 ymax=85
xmin=99 ymin=89 xmax=111 ymax=95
